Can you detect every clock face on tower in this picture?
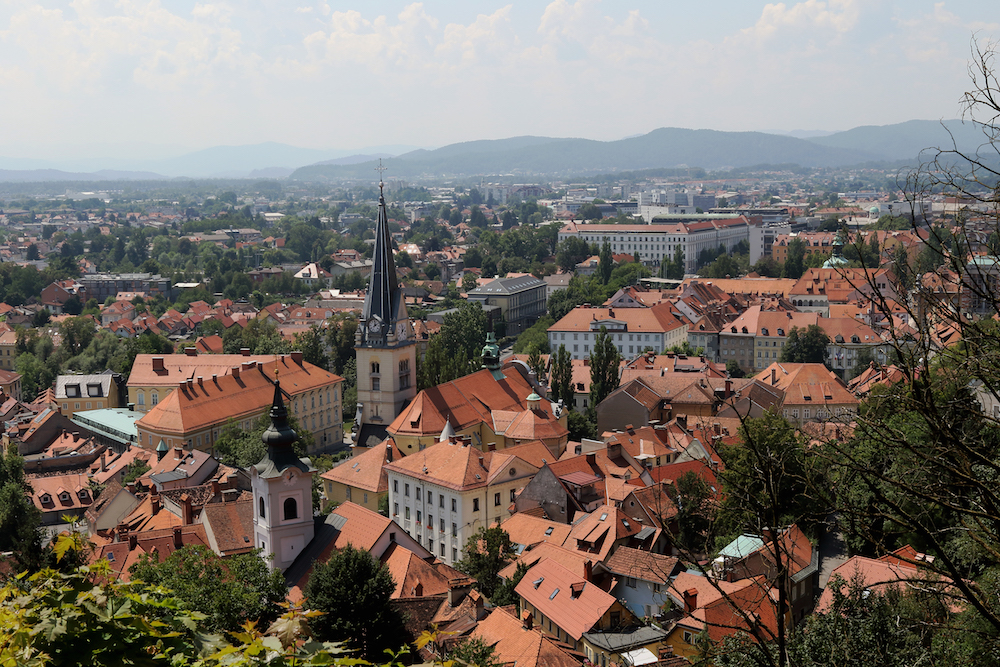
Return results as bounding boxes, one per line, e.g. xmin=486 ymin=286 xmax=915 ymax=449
xmin=396 ymin=321 xmax=407 ymax=341
xmin=367 ymin=318 xmax=382 ymax=334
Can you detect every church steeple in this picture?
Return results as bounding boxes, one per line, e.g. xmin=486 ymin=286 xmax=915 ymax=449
xmin=353 ymin=162 xmax=418 ymax=448
xmin=251 ymin=373 xmax=316 ymax=572
xmin=361 ymin=162 xmax=402 ymax=347
xmin=254 ymin=378 xmax=312 ymax=478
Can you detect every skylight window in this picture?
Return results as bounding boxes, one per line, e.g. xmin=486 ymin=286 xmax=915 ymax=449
xmin=600 ymin=513 xmax=608 ymax=521
xmin=544 ymin=527 xmax=554 ymax=536
xmin=549 ymin=588 xmax=560 ymax=600
xmin=533 ymin=577 xmax=544 ymax=588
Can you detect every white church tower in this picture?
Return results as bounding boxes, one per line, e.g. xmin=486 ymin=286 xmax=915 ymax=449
xmin=251 ymin=376 xmax=316 ymax=571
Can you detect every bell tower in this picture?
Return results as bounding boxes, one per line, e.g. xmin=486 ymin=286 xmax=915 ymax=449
xmin=354 ymin=163 xmax=418 ymax=448
xmin=251 ymin=377 xmax=315 ymax=572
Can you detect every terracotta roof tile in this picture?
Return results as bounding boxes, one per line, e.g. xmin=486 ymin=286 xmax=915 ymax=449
xmin=515 ymin=559 xmax=616 ymax=641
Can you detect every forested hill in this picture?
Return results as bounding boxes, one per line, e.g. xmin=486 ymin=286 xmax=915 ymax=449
xmin=290 ymin=128 xmax=873 ymax=180
xmin=290 ymin=120 xmax=991 ymax=181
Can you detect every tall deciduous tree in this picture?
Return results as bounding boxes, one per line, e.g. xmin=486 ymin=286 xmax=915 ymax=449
xmin=456 ymin=526 xmax=516 ymax=601
xmin=304 ymin=544 xmax=403 ymax=661
xmin=0 ymin=446 xmax=43 ymax=571
xmin=598 ymin=239 xmax=613 ymax=285
xmin=129 ymin=545 xmax=287 ymax=633
xmin=589 ymin=326 xmax=621 ymax=410
xmin=779 ymin=325 xmax=829 ymax=365
xmin=550 ymin=344 xmax=573 ymax=406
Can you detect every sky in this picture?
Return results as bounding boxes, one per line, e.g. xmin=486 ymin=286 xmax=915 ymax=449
xmin=0 ymin=0 xmax=997 ymax=160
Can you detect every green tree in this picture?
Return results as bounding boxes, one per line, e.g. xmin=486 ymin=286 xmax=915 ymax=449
xmin=469 ymin=206 xmax=488 ymax=228
xmin=60 ymin=316 xmax=96 ymax=357
xmin=293 ymin=325 xmax=330 ymax=371
xmin=783 ymin=237 xmax=805 ymax=279
xmin=1 ymin=534 xmax=352 ymax=666
xmin=779 ymin=325 xmax=829 ymax=365
xmin=512 ymin=315 xmax=553 ymax=354
xmin=0 ymin=445 xmax=44 ymax=571
xmin=303 ymin=544 xmax=403 ymax=661
xmin=598 ymin=239 xmax=613 ymax=284
xmin=417 ymin=302 xmax=488 ymax=389
xmin=577 ymin=203 xmax=603 ymax=221
xmin=456 ymin=526 xmax=516 ymax=601
xmin=450 ymin=637 xmax=502 ymax=667
xmin=489 ymin=560 xmax=529 ymax=608
xmin=549 ymin=344 xmax=573 ymax=406
xmin=129 ymin=545 xmax=288 ymax=633
xmin=589 ymin=326 xmax=621 ymax=409
xmin=214 ymin=413 xmax=312 ymax=472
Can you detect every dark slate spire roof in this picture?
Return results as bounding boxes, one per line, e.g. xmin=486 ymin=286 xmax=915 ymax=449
xmin=255 ymin=378 xmax=313 ymax=479
xmin=361 ymin=170 xmax=400 ymax=346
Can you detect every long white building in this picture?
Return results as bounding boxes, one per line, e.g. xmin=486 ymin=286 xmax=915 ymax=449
xmin=558 ymin=216 xmax=750 ymax=273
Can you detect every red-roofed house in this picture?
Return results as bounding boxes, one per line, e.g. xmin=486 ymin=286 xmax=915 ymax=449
xmin=515 ymin=558 xmax=635 ymax=654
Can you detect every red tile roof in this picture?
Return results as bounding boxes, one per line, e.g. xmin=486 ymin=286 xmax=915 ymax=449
xmin=515 ymin=558 xmax=616 ymax=641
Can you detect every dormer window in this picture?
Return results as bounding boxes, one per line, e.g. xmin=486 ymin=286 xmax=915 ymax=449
xmin=77 ymin=489 xmax=89 ymax=500
xmin=851 ymin=335 xmax=860 ymax=343
xmin=40 ymin=493 xmax=52 ymax=504
xmin=87 ymin=384 xmax=102 ymax=397
xmin=59 ymin=492 xmax=71 ymax=502
xmin=66 ymin=384 xmax=80 ymax=398
xmin=761 ymin=328 xmax=768 ymax=336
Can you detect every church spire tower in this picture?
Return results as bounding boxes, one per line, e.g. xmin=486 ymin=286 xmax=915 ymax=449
xmin=354 ymin=162 xmax=417 ymax=447
xmin=251 ymin=376 xmax=316 ymax=571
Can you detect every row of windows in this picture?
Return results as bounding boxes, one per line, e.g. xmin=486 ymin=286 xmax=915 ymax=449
xmin=63 ymin=401 xmax=104 ymax=411
xmin=557 ymin=332 xmax=657 ymax=342
xmin=394 ymin=480 xmax=460 ymax=513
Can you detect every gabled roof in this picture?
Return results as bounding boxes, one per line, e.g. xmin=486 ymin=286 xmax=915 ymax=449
xmin=470 ymin=604 xmax=580 ymax=667
xmin=563 ymin=504 xmax=642 ymax=561
xmin=381 ymin=541 xmax=469 ymax=599
xmin=500 ymin=512 xmax=574 ymax=549
xmin=602 ymin=546 xmax=679 ymax=584
xmin=136 ymin=356 xmax=341 ymax=436
xmin=388 ymin=366 xmax=565 ymax=442
xmin=200 ymin=500 xmax=254 ymax=556
xmin=515 ymin=558 xmax=617 ymax=641
xmin=321 ymin=438 xmax=404 ymax=494
xmin=754 ymin=362 xmax=858 ymax=408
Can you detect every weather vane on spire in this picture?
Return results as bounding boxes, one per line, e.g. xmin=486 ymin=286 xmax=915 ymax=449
xmin=375 ymin=159 xmax=388 ymax=193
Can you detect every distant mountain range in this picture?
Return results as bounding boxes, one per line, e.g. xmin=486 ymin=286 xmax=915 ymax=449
xmin=289 ymin=120 xmax=991 ymax=181
xmin=0 ymin=143 xmax=419 ymax=181
xmin=0 ymin=121 xmax=989 ymax=183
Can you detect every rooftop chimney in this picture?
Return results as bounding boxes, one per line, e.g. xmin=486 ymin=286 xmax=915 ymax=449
xmin=184 ymin=347 xmax=197 ymax=357
xmin=151 ymin=496 xmax=160 ymax=515
xmin=174 ymin=446 xmax=183 ymax=460
xmin=240 ymin=347 xmax=251 ymax=357
xmin=197 ymin=376 xmax=204 ymax=388
xmin=290 ymin=351 xmax=303 ymax=365
xmin=684 ymin=587 xmax=698 ymax=613
xmin=521 ymin=609 xmax=534 ymax=630
xmin=128 ymin=533 xmax=137 ymax=550
xmin=173 ymin=526 xmax=183 ymax=548
xmin=152 ymin=357 xmax=165 ymax=371
xmin=180 ymin=493 xmax=193 ymax=525
xmin=232 ymin=366 xmax=240 ymax=380
xmin=771 ymin=368 xmax=777 ymax=385
xmin=725 ymin=379 xmax=732 ymax=398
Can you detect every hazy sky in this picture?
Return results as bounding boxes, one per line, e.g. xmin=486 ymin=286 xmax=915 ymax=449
xmin=0 ymin=0 xmax=996 ymax=159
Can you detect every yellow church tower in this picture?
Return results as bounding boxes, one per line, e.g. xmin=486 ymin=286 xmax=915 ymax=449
xmin=353 ymin=166 xmax=418 ymax=448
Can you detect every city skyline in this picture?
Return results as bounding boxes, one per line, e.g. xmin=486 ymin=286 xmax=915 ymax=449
xmin=0 ymin=0 xmax=996 ymax=161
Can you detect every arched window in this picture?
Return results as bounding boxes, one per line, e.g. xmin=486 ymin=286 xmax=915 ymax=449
xmin=259 ymin=496 xmax=266 ymax=518
xmin=371 ymin=361 xmax=380 ymax=374
xmin=283 ymin=497 xmax=298 ymax=520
